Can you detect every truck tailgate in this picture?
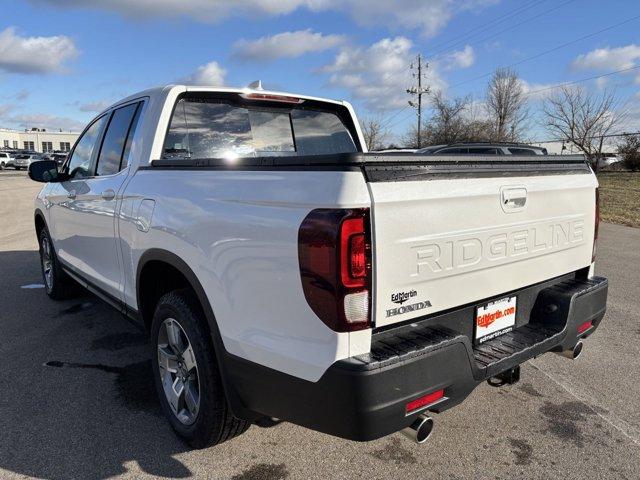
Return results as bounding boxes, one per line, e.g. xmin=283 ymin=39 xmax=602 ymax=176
xmin=365 ymin=158 xmax=597 ymax=328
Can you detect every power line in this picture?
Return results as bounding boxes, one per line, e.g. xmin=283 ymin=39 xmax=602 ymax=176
xmin=531 ymin=131 xmax=640 ymax=143
xmin=379 ymin=105 xmax=410 ymax=129
xmin=381 ymin=66 xmax=640 ymax=133
xmin=426 ymin=0 xmax=547 ymax=56
xmin=523 ymin=65 xmax=640 ymax=97
xmin=394 ymin=0 xmax=575 ymax=121
xmin=429 ymin=0 xmax=575 ymax=61
xmin=386 ymin=110 xmax=416 ymax=130
xmin=450 ymin=14 xmax=640 ymax=90
xmin=389 ymin=0 xmax=574 ymax=128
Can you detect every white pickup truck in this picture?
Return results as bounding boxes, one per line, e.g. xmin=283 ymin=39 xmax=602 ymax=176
xmin=29 ymin=84 xmax=608 ymax=447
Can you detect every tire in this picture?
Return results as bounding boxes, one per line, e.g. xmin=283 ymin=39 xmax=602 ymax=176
xmin=151 ymin=289 xmax=250 ymax=448
xmin=38 ymin=228 xmax=78 ymax=300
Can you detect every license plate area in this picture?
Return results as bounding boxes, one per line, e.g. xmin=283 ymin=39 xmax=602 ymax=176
xmin=475 ymin=296 xmax=517 ymax=344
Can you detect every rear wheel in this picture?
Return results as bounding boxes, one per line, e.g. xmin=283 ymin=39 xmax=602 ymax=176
xmin=38 ymin=228 xmax=78 ymax=300
xmin=151 ymin=289 xmax=250 ymax=448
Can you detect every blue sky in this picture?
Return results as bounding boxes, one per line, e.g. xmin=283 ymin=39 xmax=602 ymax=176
xmin=1 ymin=0 xmax=639 ymax=141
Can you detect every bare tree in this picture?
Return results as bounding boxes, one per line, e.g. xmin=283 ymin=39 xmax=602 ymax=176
xmin=543 ymin=86 xmax=627 ymax=170
xmin=485 ymin=68 xmax=528 ymax=141
xmin=618 ymin=133 xmax=640 ymax=171
xmin=401 ymin=123 xmax=426 ymax=149
xmin=401 ymin=93 xmax=495 ymax=148
xmin=360 ymin=118 xmax=390 ymax=151
xmin=424 ymin=92 xmax=471 ymax=144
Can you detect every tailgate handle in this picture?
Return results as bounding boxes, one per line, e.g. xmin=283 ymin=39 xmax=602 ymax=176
xmin=501 ymin=188 xmax=527 ymax=210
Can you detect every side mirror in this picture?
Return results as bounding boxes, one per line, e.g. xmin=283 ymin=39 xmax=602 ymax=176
xmin=28 ymin=160 xmax=65 ymax=183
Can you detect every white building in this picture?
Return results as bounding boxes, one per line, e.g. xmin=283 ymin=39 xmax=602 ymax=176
xmin=0 ymin=128 xmax=79 ymax=153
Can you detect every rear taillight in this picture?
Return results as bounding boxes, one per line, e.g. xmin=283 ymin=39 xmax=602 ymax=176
xmin=298 ymin=209 xmax=371 ymax=332
xmin=592 ymin=187 xmax=600 ymax=262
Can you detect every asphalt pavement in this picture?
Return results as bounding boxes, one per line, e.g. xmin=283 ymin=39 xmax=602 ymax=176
xmin=0 ymin=169 xmax=638 ymax=480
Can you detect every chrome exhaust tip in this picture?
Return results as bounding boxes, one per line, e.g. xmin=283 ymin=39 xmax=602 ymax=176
xmin=401 ymin=414 xmax=434 ymax=444
xmin=556 ymin=340 xmax=584 ymax=360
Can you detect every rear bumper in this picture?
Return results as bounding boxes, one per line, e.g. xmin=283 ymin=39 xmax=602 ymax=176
xmin=227 ymin=275 xmax=607 ymax=441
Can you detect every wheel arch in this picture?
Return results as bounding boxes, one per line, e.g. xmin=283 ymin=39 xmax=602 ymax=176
xmin=34 ymin=208 xmax=47 ymax=238
xmin=136 ymin=248 xmax=256 ymax=421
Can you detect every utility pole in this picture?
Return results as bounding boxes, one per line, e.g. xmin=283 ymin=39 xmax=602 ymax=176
xmin=407 ymin=54 xmax=430 ymax=148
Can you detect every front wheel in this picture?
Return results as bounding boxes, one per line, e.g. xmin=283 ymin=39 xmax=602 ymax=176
xmin=38 ymin=228 xmax=77 ymax=300
xmin=151 ymin=289 xmax=250 ymax=448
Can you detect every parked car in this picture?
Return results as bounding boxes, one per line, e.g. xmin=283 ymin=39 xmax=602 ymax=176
xmin=14 ymin=153 xmax=44 ymax=170
xmin=50 ymin=152 xmax=68 ymax=165
xmin=0 ymin=151 xmax=12 ymax=170
xmin=29 ymin=85 xmax=607 ymax=449
xmin=417 ymin=142 xmax=548 ymax=155
xmin=597 ymin=153 xmax=622 ymax=168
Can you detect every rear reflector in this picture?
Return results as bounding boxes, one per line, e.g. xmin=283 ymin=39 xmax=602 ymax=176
xmin=406 ymin=389 xmax=445 ymax=414
xmin=577 ymin=320 xmax=593 ymax=334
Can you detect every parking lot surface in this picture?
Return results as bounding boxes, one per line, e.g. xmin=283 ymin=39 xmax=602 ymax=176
xmin=1 ymin=169 xmax=639 ymax=479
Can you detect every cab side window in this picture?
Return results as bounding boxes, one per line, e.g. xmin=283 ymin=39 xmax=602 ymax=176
xmin=66 ymin=115 xmax=108 ymax=179
xmin=95 ymin=103 xmax=141 ymax=176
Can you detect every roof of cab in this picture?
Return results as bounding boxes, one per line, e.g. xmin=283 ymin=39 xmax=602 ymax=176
xmin=103 ymin=84 xmax=347 ymax=113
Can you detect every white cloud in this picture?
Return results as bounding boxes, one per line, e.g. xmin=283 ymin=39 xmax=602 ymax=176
xmin=0 ymin=103 xmax=15 ymax=117
xmin=233 ymin=30 xmax=345 ymax=61
xmin=31 ymin=0 xmax=499 ymax=37
xmin=322 ymin=36 xmax=447 ymax=111
xmin=337 ymin=0 xmax=452 ymax=38
xmin=29 ymin=0 xmax=311 ymax=20
xmin=519 ymin=80 xmax=557 ymax=100
xmin=571 ymin=44 xmax=640 ymax=72
xmin=441 ymin=45 xmax=475 ymax=70
xmin=0 ymin=27 xmax=78 ymax=74
xmin=76 ymin=101 xmax=111 ymax=112
xmin=6 ymin=113 xmax=85 ymax=131
xmin=181 ymin=61 xmax=226 ymax=86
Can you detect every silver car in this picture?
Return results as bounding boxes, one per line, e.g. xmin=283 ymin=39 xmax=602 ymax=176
xmin=13 ymin=154 xmax=44 ymax=170
xmin=417 ymin=143 xmax=548 ymax=155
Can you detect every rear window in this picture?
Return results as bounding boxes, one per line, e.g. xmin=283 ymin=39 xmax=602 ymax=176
xmin=162 ymin=97 xmax=357 ymax=160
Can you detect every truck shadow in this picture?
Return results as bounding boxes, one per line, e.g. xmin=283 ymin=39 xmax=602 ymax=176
xmin=0 ymin=250 xmax=194 ymax=480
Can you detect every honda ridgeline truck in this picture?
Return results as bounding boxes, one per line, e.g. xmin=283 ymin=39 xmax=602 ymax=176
xmin=29 ymin=85 xmax=608 ymax=447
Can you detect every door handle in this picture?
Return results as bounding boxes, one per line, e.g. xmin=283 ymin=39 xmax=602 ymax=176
xmin=101 ymin=189 xmax=116 ymax=201
xmin=501 ymin=187 xmax=527 ymax=211
xmin=67 ymin=190 xmax=76 ymax=200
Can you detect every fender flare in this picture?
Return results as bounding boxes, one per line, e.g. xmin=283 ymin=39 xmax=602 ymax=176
xmin=136 ymin=248 xmax=257 ymax=421
xmin=34 ymin=208 xmax=47 ymax=233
